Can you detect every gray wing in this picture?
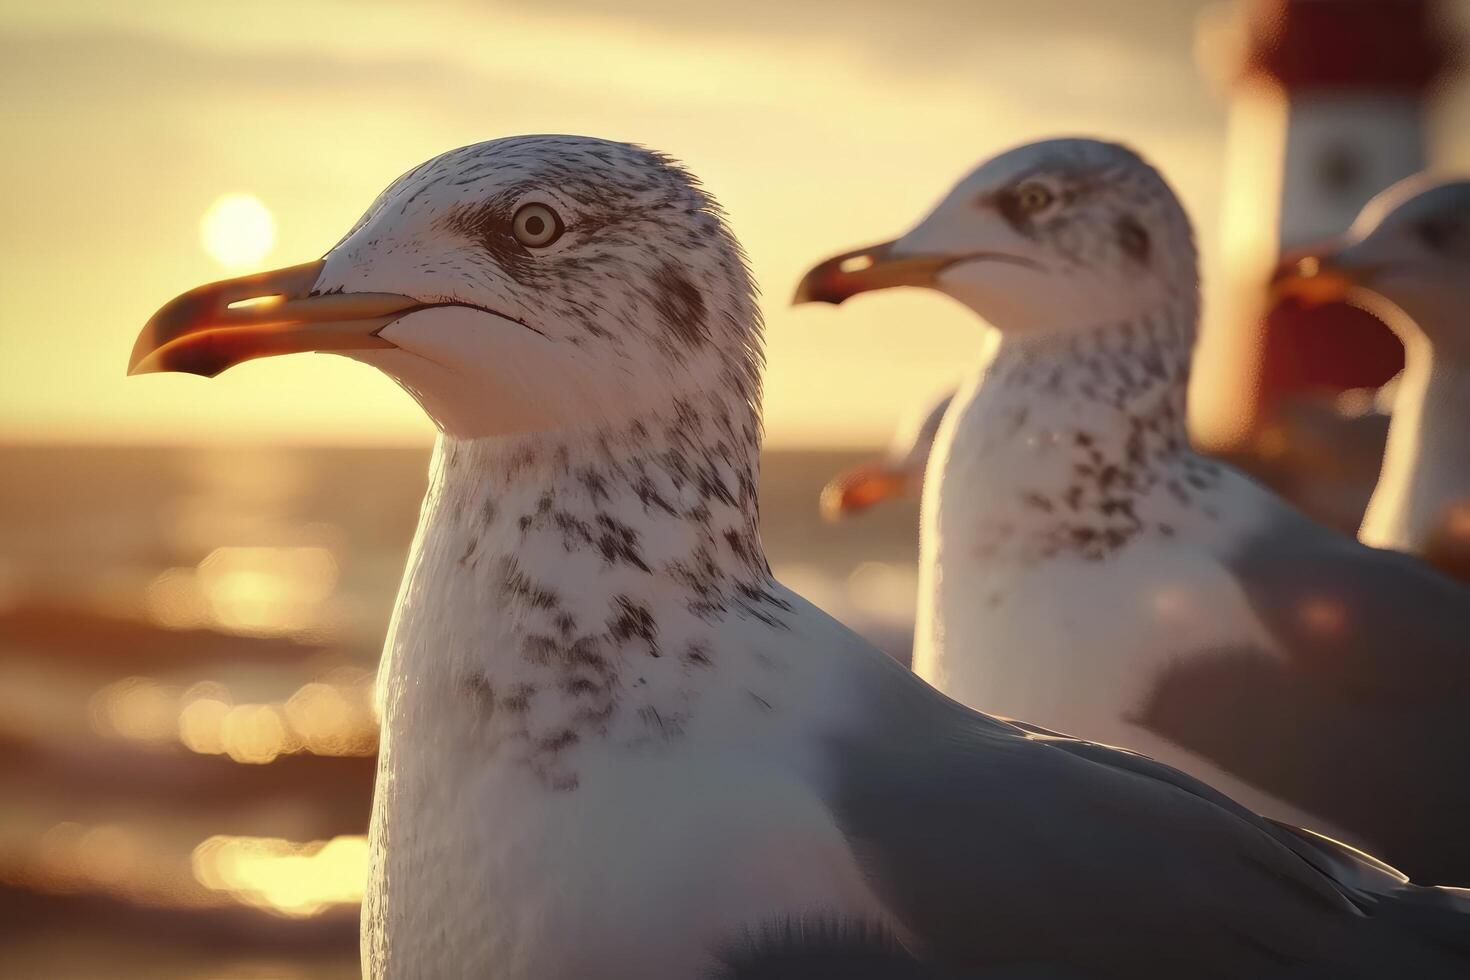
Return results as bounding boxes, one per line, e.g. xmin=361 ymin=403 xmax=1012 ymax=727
xmin=1048 ymin=736 xmax=1470 ymax=956
xmin=1148 ymin=506 xmax=1470 ymax=883
xmin=819 ymin=660 xmax=1470 ymax=980
xmin=1135 ymin=644 xmax=1470 ymax=884
xmin=1223 ymin=507 xmax=1470 ymax=700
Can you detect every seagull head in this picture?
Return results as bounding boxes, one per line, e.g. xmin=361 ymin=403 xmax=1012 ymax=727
xmin=793 ymin=138 xmax=1197 ymax=336
xmin=130 ymin=136 xmax=761 ymax=439
xmin=1271 ymin=176 xmax=1470 ymax=359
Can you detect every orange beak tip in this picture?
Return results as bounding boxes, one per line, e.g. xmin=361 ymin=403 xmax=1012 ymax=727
xmin=126 ymin=261 xmax=411 ymax=379
xmin=820 ymin=465 xmax=905 ymax=521
xmin=794 ymin=240 xmax=905 ymax=308
xmin=791 ymin=276 xmax=845 ymax=307
xmin=126 ymin=345 xmax=176 ymax=377
xmin=125 ymin=353 xmax=162 ymax=377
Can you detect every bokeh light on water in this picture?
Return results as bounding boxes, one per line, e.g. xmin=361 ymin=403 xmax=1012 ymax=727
xmin=0 ymin=443 xmax=914 ymax=976
xmin=193 ymin=834 xmax=368 ymax=917
xmin=145 ymin=545 xmax=340 ymax=637
xmin=0 ymin=445 xmax=422 ymax=976
xmin=90 ymin=671 xmax=376 ymax=764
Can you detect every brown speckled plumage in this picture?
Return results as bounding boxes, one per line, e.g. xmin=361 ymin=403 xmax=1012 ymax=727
xmin=423 ymin=396 xmax=781 ymax=789
xmin=968 ymin=303 xmax=1222 ymax=566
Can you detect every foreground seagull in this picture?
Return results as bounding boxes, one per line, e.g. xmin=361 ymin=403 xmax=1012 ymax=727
xmin=795 ymin=138 xmax=1470 ymax=884
xmin=134 ymin=136 xmax=1470 ymax=978
xmin=1274 ymin=177 xmax=1470 ymax=581
xmin=820 ymin=391 xmax=954 ymax=520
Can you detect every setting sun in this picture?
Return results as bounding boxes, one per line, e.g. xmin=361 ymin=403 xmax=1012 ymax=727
xmin=200 ymin=192 xmax=276 ymax=270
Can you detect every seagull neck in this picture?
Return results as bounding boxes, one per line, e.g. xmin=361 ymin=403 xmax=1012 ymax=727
xmin=945 ymin=304 xmax=1219 ymax=562
xmin=976 ymin=305 xmax=1195 ymax=449
xmin=1360 ymin=336 xmax=1470 ymax=552
xmin=425 ymin=396 xmax=771 ymax=612
xmin=379 ymin=394 xmax=790 ymax=789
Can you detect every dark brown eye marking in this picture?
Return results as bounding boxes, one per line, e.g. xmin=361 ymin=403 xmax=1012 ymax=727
xmin=1116 ymin=214 xmax=1151 ymax=264
xmin=993 ymin=187 xmax=1030 ymax=233
xmin=990 ymin=173 xmax=1072 ymax=233
xmin=443 ymin=198 xmax=534 ymax=282
xmin=651 ymin=261 xmax=709 ymax=349
xmin=445 ymin=199 xmax=506 ymax=243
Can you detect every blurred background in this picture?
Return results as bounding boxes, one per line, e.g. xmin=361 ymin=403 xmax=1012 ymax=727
xmin=1 ymin=0 xmax=1467 ymax=976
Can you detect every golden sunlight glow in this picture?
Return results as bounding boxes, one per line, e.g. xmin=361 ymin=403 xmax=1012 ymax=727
xmin=88 ymin=677 xmax=181 ymax=745
xmin=196 ymin=545 xmax=339 ymax=636
xmin=218 ymin=703 xmax=294 ymax=764
xmin=24 ymin=819 xmax=234 ymax=911
xmin=178 ymin=693 xmax=233 ymax=755
xmin=284 ymin=681 xmax=369 ymax=756
xmin=192 ymin=834 xmax=368 ymax=916
xmin=91 ymin=669 xmax=377 ymax=760
xmin=144 ymin=566 xmax=213 ymax=630
xmin=227 ymin=293 xmax=285 ymax=311
xmin=143 ymin=545 xmax=340 ymax=637
xmin=0 ymin=0 xmax=1247 ymax=449
xmin=181 ymin=677 xmax=375 ymax=761
xmin=200 ymin=192 xmax=276 ymax=271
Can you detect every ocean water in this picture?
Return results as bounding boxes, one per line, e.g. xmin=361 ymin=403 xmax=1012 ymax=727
xmin=0 ymin=444 xmax=918 ymax=978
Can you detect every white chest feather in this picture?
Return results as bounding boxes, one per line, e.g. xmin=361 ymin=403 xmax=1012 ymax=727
xmin=361 ymin=436 xmax=895 ymax=979
xmin=906 ymin=324 xmax=1353 ymax=835
xmin=910 ymin=346 xmax=1274 ymax=722
xmin=916 ymin=539 xmax=1262 ymax=726
xmin=365 ymin=737 xmax=886 ymax=979
xmin=912 ymin=457 xmax=1345 ymax=833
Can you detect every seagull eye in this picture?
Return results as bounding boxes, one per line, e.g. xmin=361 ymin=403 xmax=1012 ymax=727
xmin=1016 ymin=183 xmax=1055 ymax=214
xmin=512 ymin=203 xmax=563 ymax=248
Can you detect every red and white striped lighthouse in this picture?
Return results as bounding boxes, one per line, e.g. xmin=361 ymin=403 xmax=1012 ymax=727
xmin=1192 ymin=0 xmax=1455 ymax=451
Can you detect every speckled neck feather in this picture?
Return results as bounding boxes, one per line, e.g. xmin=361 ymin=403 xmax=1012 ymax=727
xmin=383 ymin=385 xmax=792 ymax=790
xmin=955 ymin=299 xmax=1225 ymax=564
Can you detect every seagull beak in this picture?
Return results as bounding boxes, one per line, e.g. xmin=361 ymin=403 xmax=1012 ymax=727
xmin=792 ymin=240 xmax=952 ymax=305
xmin=819 ymin=461 xmax=910 ymax=521
xmin=1268 ymin=245 xmax=1368 ymax=309
xmin=129 ymin=259 xmax=417 ymax=378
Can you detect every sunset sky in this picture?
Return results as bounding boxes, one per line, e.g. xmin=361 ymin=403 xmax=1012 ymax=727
xmin=4 ymin=0 xmax=1468 ymax=447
